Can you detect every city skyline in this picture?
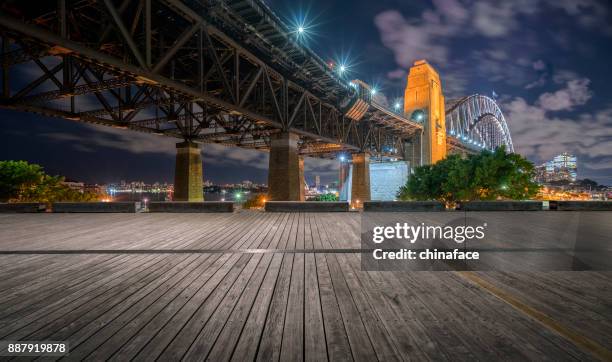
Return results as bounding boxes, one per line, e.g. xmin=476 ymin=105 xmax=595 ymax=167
xmin=1 ymin=0 xmax=612 ymax=184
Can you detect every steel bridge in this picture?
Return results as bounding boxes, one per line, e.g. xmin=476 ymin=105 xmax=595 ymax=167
xmin=446 ymin=95 xmax=514 ymax=154
xmin=0 ymin=0 xmax=514 ymax=203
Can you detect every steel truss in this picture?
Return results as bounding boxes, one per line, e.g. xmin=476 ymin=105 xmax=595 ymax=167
xmin=0 ymin=0 xmax=420 ymax=158
xmin=445 ymin=94 xmax=514 ymax=153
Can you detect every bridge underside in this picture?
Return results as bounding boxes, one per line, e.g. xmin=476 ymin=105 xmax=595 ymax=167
xmin=0 ymin=1 xmax=419 ymax=159
xmin=0 ymin=1 xmax=512 ymax=202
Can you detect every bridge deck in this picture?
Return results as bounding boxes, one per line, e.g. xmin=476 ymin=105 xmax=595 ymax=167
xmin=0 ymin=212 xmax=610 ymax=360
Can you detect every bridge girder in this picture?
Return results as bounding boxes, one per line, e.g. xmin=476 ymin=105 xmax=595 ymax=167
xmin=0 ymin=0 xmax=417 ymax=159
xmin=445 ymin=94 xmax=514 ymax=153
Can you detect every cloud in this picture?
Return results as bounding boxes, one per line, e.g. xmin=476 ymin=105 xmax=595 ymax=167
xmin=40 ymin=123 xmax=273 ymax=170
xmin=532 ymin=60 xmax=546 ymax=70
xmin=472 ymin=1 xmax=539 ymax=38
xmin=525 ymin=74 xmax=548 ymax=89
xmin=543 ymin=0 xmax=612 ymax=35
xmin=536 ymin=78 xmax=592 ymax=111
xmin=374 ymin=10 xmax=452 ymax=67
xmin=374 ymin=0 xmax=612 ymax=94
xmin=502 ymin=79 xmax=612 ymax=182
xmin=387 ymin=69 xmax=407 ymax=80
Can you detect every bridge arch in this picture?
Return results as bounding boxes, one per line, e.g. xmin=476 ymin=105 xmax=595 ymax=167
xmin=445 ymin=95 xmax=514 ymax=153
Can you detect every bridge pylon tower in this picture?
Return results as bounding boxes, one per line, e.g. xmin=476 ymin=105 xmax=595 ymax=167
xmin=404 ymin=60 xmax=447 ymax=165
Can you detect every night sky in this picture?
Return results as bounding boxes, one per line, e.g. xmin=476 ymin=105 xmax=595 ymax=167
xmin=1 ymin=0 xmax=611 ymax=185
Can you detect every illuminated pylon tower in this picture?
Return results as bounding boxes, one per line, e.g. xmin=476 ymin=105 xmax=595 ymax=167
xmin=404 ymin=60 xmax=447 ymax=165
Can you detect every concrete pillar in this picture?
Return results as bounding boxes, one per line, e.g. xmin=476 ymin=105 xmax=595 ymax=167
xmin=351 ymin=152 xmax=370 ymax=208
xmin=174 ymin=141 xmax=203 ymax=202
xmin=299 ymin=156 xmax=305 ymax=201
xmin=268 ymin=132 xmax=301 ymax=201
xmin=404 ymin=60 xmax=447 ymax=165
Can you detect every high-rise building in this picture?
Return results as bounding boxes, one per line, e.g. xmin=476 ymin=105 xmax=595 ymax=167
xmin=536 ymin=152 xmax=577 ymax=183
xmin=315 ymin=175 xmax=320 ymax=191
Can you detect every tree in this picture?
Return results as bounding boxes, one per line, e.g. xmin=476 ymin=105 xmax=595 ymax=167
xmin=312 ymin=193 xmax=339 ymax=201
xmin=0 ymin=160 xmax=100 ymax=203
xmin=0 ymin=160 xmax=45 ymax=202
xmin=397 ymin=146 xmax=539 ymax=204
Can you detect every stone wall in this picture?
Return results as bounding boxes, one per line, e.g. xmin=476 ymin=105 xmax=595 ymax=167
xmin=370 ymin=161 xmax=409 ymax=201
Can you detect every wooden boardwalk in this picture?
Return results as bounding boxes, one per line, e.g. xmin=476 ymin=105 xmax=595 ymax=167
xmin=0 ymin=212 xmax=610 ymax=361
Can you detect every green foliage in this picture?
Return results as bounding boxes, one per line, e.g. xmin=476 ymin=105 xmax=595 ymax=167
xmin=397 ymin=146 xmax=539 ymax=204
xmin=312 ymin=193 xmax=339 ymax=202
xmin=0 ymin=160 xmax=45 ymax=202
xmin=0 ymin=160 xmax=100 ymax=203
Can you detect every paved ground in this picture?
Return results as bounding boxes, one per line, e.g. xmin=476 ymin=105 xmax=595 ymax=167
xmin=0 ymin=212 xmax=610 ymax=361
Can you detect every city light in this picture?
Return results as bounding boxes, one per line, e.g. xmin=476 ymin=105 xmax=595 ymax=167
xmin=394 ymin=103 xmax=400 ymax=111
xmin=297 ymin=26 xmax=305 ymax=34
xmin=339 ymin=155 xmax=346 ymax=162
xmin=339 ymin=64 xmax=346 ymax=73
xmin=370 ymin=88 xmax=377 ymax=95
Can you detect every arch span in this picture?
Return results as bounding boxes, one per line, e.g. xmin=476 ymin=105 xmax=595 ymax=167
xmin=446 ymin=95 xmax=514 ymax=153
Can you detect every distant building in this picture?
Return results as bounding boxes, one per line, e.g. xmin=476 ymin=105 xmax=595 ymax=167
xmin=84 ymin=184 xmax=106 ymax=195
xmin=62 ymin=179 xmax=84 ymax=192
xmin=315 ymin=175 xmax=320 ymax=191
xmin=536 ymin=152 xmax=577 ymax=183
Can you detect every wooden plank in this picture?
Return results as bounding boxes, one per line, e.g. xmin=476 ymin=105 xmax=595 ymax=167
xmin=23 ymin=254 xmax=203 ymax=343
xmin=183 ymin=254 xmax=272 ymax=360
xmin=256 ymin=253 xmax=294 ymax=362
xmin=314 ymin=253 xmax=353 ymax=360
xmin=207 ymin=253 xmax=282 ymax=360
xmin=1 ymin=255 xmax=182 ymax=340
xmin=324 ymin=254 xmax=377 ymax=361
xmin=107 ymin=253 xmax=240 ymax=360
xmin=161 ymin=254 xmax=265 ymax=360
xmin=303 ymin=252 xmax=327 ymax=362
xmin=280 ymin=252 xmax=305 ymax=361
xmin=230 ymin=253 xmax=284 ymax=361
xmin=132 ymin=253 xmax=252 ymax=361
xmin=332 ymin=254 xmax=401 ymax=362
xmin=67 ymin=254 xmax=220 ymax=359
xmin=0 ymin=254 xmax=154 ymax=327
